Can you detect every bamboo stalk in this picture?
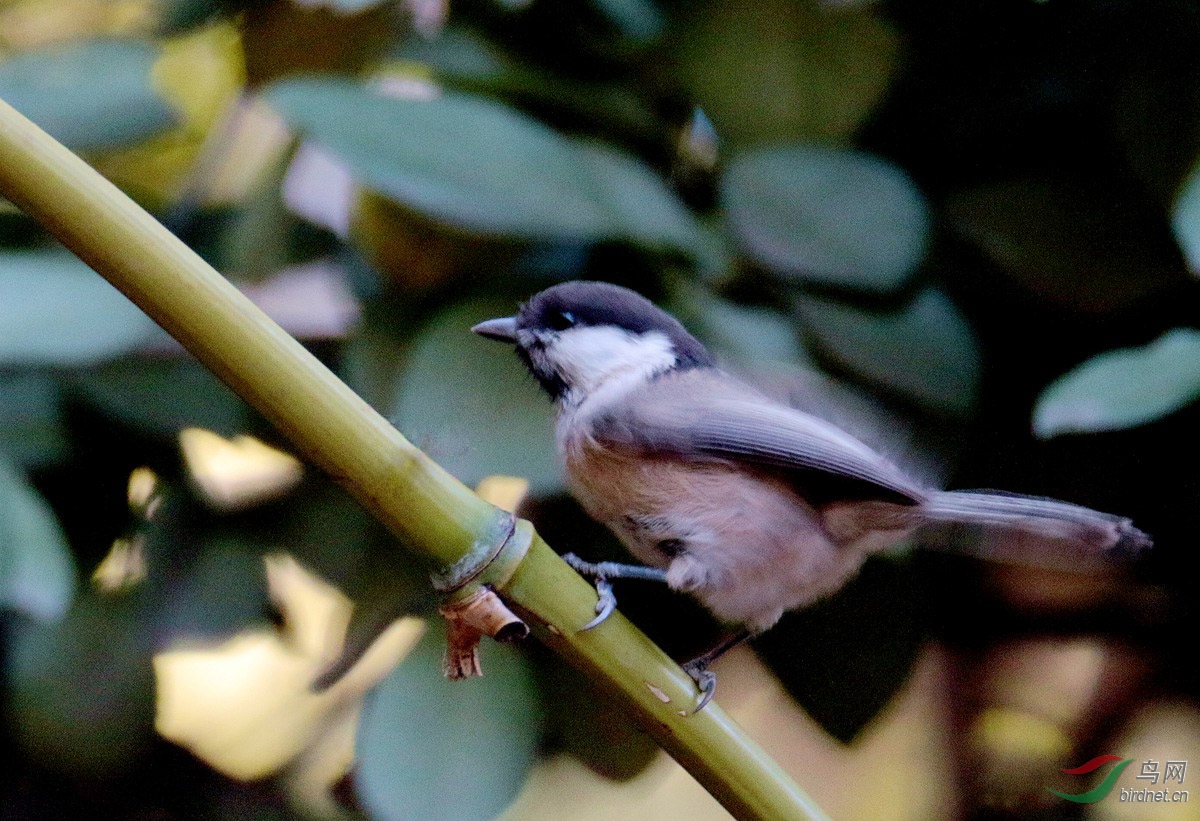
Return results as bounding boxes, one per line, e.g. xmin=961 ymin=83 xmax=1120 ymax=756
xmin=0 ymin=97 xmax=826 ymax=821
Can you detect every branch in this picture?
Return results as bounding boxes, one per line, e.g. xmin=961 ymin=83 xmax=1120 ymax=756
xmin=0 ymin=97 xmax=827 ymax=821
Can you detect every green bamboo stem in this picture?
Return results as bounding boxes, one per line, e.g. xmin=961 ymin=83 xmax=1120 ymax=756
xmin=0 ymin=97 xmax=827 ymax=821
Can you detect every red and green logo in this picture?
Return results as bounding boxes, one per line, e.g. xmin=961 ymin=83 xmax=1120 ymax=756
xmin=1047 ymin=755 xmax=1134 ymax=803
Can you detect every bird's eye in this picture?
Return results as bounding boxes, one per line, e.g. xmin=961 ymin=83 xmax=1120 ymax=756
xmin=547 ymin=311 xmax=576 ymax=331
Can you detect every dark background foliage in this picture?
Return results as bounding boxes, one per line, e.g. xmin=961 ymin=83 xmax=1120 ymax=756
xmin=0 ymin=0 xmax=1197 ymax=817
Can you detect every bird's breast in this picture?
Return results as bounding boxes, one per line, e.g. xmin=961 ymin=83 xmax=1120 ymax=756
xmin=559 ymin=433 xmax=920 ymax=631
xmin=561 ymin=435 xmax=818 ymax=565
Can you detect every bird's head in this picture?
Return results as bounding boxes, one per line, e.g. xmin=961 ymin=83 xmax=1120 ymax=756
xmin=472 ymin=281 xmax=713 ymax=402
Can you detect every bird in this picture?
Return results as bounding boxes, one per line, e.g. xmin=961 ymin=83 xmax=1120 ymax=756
xmin=472 ymin=280 xmax=1150 ymax=709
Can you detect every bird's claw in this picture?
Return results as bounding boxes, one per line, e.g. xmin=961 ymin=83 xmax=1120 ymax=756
xmin=563 ymin=552 xmax=617 ymax=630
xmin=580 ymin=577 xmax=616 ymax=630
xmin=681 ymin=659 xmax=717 ymax=712
xmin=562 ymin=553 xmax=670 ymax=631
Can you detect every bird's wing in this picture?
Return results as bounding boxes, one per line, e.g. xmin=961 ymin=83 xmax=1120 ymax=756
xmin=590 ymin=369 xmax=926 ymax=504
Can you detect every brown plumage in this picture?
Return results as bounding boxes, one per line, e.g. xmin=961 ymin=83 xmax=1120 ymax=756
xmin=475 ymin=281 xmax=1151 ymax=636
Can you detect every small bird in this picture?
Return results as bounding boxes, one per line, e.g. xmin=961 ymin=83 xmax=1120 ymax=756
xmin=473 ymin=281 xmax=1150 ymax=708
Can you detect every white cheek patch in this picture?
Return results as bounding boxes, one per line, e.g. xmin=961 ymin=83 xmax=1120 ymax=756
xmin=550 ymin=326 xmax=677 ymax=398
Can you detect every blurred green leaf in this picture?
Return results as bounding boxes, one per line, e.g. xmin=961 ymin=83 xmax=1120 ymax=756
xmin=151 ymin=537 xmax=271 ymax=640
xmin=674 ymin=0 xmax=899 ymax=147
xmin=575 ymin=141 xmax=725 ymax=272
xmin=157 ymin=0 xmax=225 ymax=31
xmin=1172 ymin=161 xmax=1200 ymax=276
xmin=946 ymin=179 xmax=1187 ymax=313
xmin=0 ymin=371 xmax=69 ymax=469
xmin=1034 ymin=328 xmax=1200 ymax=438
xmin=264 ymin=78 xmax=711 ymax=263
xmin=273 ymin=481 xmax=380 ymax=591
xmin=590 ymin=0 xmax=665 ymax=42
xmin=338 ymin=316 xmax=413 ymax=412
xmin=68 ymin=356 xmax=252 ymax=438
xmin=534 ymin=648 xmax=660 ymax=780
xmin=722 ymin=145 xmax=929 ymax=293
xmin=355 ymin=628 xmax=541 ymax=821
xmin=0 ymin=39 xmax=176 ymax=151
xmin=675 ymin=286 xmax=810 ymax=368
xmin=0 ymin=249 xmax=158 ymax=365
xmin=263 ymin=77 xmax=589 ymax=235
xmin=207 ymin=146 xmax=318 ymax=282
xmin=395 ymin=28 xmax=509 ymax=81
xmin=394 ymin=28 xmax=665 ymax=146
xmin=0 ymin=454 xmax=75 ymax=622
xmin=795 ymin=287 xmax=980 ymax=417
xmin=390 ymin=299 xmax=561 ymax=495
xmin=7 ymin=590 xmax=156 ymax=775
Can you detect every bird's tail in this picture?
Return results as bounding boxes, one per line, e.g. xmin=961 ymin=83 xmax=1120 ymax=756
xmin=917 ymin=490 xmax=1151 ymax=568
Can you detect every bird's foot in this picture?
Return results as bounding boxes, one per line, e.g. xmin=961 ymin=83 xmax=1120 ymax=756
xmin=681 ymin=658 xmax=718 ymax=712
xmin=678 ymin=630 xmax=751 ymax=713
xmin=582 ymin=576 xmax=616 ymax=630
xmin=562 ymin=553 xmax=668 ymax=630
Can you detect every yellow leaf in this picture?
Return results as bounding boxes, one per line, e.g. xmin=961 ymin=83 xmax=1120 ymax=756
xmin=476 ymin=475 xmax=530 ymax=513
xmin=179 ymin=427 xmax=303 ymax=512
xmin=154 ymin=555 xmax=426 ymax=786
xmin=91 ymin=21 xmax=246 ymax=207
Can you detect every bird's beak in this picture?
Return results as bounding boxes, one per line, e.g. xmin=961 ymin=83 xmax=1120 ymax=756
xmin=471 ymin=316 xmax=519 ymax=342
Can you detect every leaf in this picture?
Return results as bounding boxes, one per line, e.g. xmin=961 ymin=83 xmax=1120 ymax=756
xmin=68 ymin=356 xmax=252 ymax=438
xmin=275 ymin=482 xmax=432 ymax=680
xmin=394 ymin=28 xmax=509 ymax=82
xmin=674 ymin=286 xmax=810 ymax=368
xmin=0 ymin=39 xmax=176 ymax=151
xmin=0 ymin=454 xmax=76 ymax=622
xmin=6 ymin=590 xmax=156 ymax=775
xmin=0 ymin=371 xmax=69 ymax=469
xmin=355 ymin=628 xmax=541 ymax=821
xmin=264 ymin=78 xmax=710 ymax=263
xmin=673 ymin=0 xmax=900 ymax=147
xmin=158 ymin=0 xmax=225 ymax=31
xmin=946 ymin=179 xmax=1187 ymax=314
xmin=575 ymin=141 xmax=726 ymax=272
xmin=209 ymin=150 xmax=318 ymax=283
xmin=151 ymin=538 xmax=271 ymax=641
xmin=589 ymin=0 xmax=665 ymax=42
xmin=1171 ymin=161 xmax=1200 ymax=276
xmin=795 ymin=287 xmax=980 ymax=417
xmin=338 ymin=316 xmax=414 ymax=413
xmin=722 ymin=145 xmax=930 ymax=293
xmin=390 ymin=300 xmax=562 ymax=495
xmin=533 ymin=647 xmax=660 ymax=781
xmin=88 ymin=22 xmax=247 ymax=210
xmin=392 ymin=30 xmax=667 ymax=147
xmin=0 ymin=249 xmax=158 ymax=365
xmin=1034 ymin=329 xmax=1200 ymax=438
